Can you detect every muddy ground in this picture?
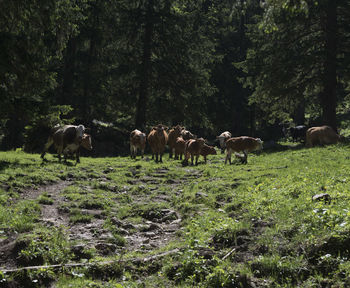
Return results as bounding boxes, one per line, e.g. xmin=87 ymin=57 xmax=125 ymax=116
xmin=0 ymin=166 xmax=203 ymax=273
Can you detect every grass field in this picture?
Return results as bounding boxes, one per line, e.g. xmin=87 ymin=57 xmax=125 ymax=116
xmin=1 ymin=143 xmax=350 ymax=287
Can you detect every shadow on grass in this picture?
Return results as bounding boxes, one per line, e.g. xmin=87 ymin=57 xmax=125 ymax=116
xmin=0 ymin=160 xmax=38 ymax=172
xmin=40 ymin=156 xmax=77 ymax=167
xmin=0 ymin=160 xmax=12 ymax=172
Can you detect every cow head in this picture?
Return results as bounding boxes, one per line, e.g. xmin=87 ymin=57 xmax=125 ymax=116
xmin=153 ymin=124 xmax=167 ymax=135
xmin=255 ymin=138 xmax=263 ymax=151
xmin=81 ymin=134 xmax=92 ymax=150
xmin=209 ymin=146 xmax=217 ymax=155
xmin=196 ymin=137 xmax=206 ymax=147
xmin=76 ymin=124 xmax=85 ymax=141
xmin=181 ymin=129 xmax=195 ymax=140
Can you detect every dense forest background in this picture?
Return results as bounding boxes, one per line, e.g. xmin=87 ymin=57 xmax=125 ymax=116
xmin=1 ymin=0 xmax=350 ymax=155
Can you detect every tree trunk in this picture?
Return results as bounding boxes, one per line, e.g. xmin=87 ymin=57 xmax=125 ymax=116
xmin=320 ymin=1 xmax=337 ymax=131
xmin=293 ymin=97 xmax=305 ymax=125
xmin=61 ymin=38 xmax=77 ymax=105
xmin=135 ymin=0 xmax=154 ymax=130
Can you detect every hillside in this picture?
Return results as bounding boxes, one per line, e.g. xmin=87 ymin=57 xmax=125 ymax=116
xmin=1 ymin=144 xmax=350 ymax=287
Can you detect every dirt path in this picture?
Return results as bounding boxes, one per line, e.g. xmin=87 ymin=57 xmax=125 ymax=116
xmin=0 ymin=167 xmax=202 ymax=271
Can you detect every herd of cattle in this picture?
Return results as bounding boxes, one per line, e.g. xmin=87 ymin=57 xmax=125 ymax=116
xmin=40 ymin=123 xmax=344 ymax=165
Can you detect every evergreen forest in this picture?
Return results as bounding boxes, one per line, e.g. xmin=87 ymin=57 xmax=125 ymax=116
xmin=1 ymin=0 xmax=350 ymax=152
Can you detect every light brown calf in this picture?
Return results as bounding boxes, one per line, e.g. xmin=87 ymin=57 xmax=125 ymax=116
xmin=147 ymin=124 xmax=168 ymax=163
xmin=168 ymin=125 xmax=184 ymax=158
xmin=183 ymin=138 xmax=206 ymax=166
xmin=200 ymin=144 xmax=217 ymax=163
xmin=225 ymin=136 xmax=263 ymax=164
xmin=174 ymin=136 xmax=186 ymax=160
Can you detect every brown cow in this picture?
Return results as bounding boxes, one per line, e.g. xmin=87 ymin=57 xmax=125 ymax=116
xmin=200 ymin=144 xmax=217 ymax=163
xmin=216 ymin=131 xmax=232 ymax=154
xmin=168 ymin=125 xmax=185 ymax=158
xmin=306 ymin=126 xmax=343 ymax=147
xmin=225 ymin=136 xmax=263 ymax=164
xmin=183 ymin=138 xmax=206 ymax=166
xmin=174 ymin=136 xmax=186 ymax=160
xmin=130 ymin=129 xmax=146 ymax=159
xmin=147 ymin=124 xmax=168 ymax=163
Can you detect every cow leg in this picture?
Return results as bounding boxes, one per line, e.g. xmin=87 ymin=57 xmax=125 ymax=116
xmin=204 ymin=156 xmax=207 ymax=164
xmin=195 ymin=155 xmax=199 ymax=166
xmin=130 ymin=145 xmax=134 ymax=159
xmin=243 ymin=151 xmax=248 ymax=164
xmin=57 ymin=146 xmax=63 ymax=162
xmin=190 ymin=154 xmax=194 ymax=165
xmin=155 ymin=153 xmax=159 ymax=163
xmin=141 ymin=148 xmax=144 ymax=158
xmin=76 ymin=149 xmax=80 ymax=164
xmin=225 ymin=150 xmax=231 ymax=165
xmin=169 ymin=147 xmax=173 ymax=159
xmin=41 ymin=137 xmax=54 ymax=159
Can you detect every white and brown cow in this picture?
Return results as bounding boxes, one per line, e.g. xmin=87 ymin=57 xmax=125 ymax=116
xmin=41 ymin=124 xmax=92 ymax=163
xmin=225 ymin=136 xmax=263 ymax=164
xmin=130 ymin=129 xmax=146 ymax=159
xmin=216 ymin=131 xmax=232 ymax=154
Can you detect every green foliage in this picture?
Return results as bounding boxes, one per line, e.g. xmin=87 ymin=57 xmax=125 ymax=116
xmin=0 ymin=200 xmax=41 ymax=233
xmin=17 ymin=226 xmax=72 ymax=266
xmin=38 ymin=192 xmax=54 ymax=205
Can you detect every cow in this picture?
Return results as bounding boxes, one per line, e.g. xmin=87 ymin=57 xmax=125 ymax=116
xmin=183 ymin=138 xmax=206 ymax=166
xmin=306 ymin=126 xmax=343 ymax=147
xmin=174 ymin=136 xmax=186 ymax=160
xmin=216 ymin=131 xmax=232 ymax=154
xmin=130 ymin=129 xmax=146 ymax=159
xmin=225 ymin=136 xmax=263 ymax=165
xmin=168 ymin=125 xmax=185 ymax=158
xmin=181 ymin=129 xmax=196 ymax=141
xmin=41 ymin=124 xmax=92 ymax=163
xmin=147 ymin=124 xmax=168 ymax=163
xmin=200 ymin=144 xmax=217 ymax=163
xmin=289 ymin=125 xmax=307 ymax=142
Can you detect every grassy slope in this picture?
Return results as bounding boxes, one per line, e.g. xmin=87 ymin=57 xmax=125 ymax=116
xmin=1 ymin=144 xmax=350 ymax=287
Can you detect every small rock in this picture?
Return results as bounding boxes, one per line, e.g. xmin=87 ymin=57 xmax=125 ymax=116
xmin=95 ymin=242 xmax=117 ymax=255
xmin=196 ymin=192 xmax=208 ymax=198
xmin=312 ymin=193 xmax=331 ymax=204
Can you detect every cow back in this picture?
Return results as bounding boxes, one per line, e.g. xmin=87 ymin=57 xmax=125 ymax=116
xmin=307 ymin=126 xmax=340 ymax=146
xmin=62 ymin=125 xmax=80 ymax=145
xmin=200 ymin=144 xmax=217 ymax=156
xmin=226 ymin=136 xmax=263 ymax=152
xmin=168 ymin=126 xmax=183 ymax=147
xmin=186 ymin=138 xmax=205 ymax=154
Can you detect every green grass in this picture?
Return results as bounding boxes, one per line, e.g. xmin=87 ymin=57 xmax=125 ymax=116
xmin=1 ymin=145 xmax=350 ymax=287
